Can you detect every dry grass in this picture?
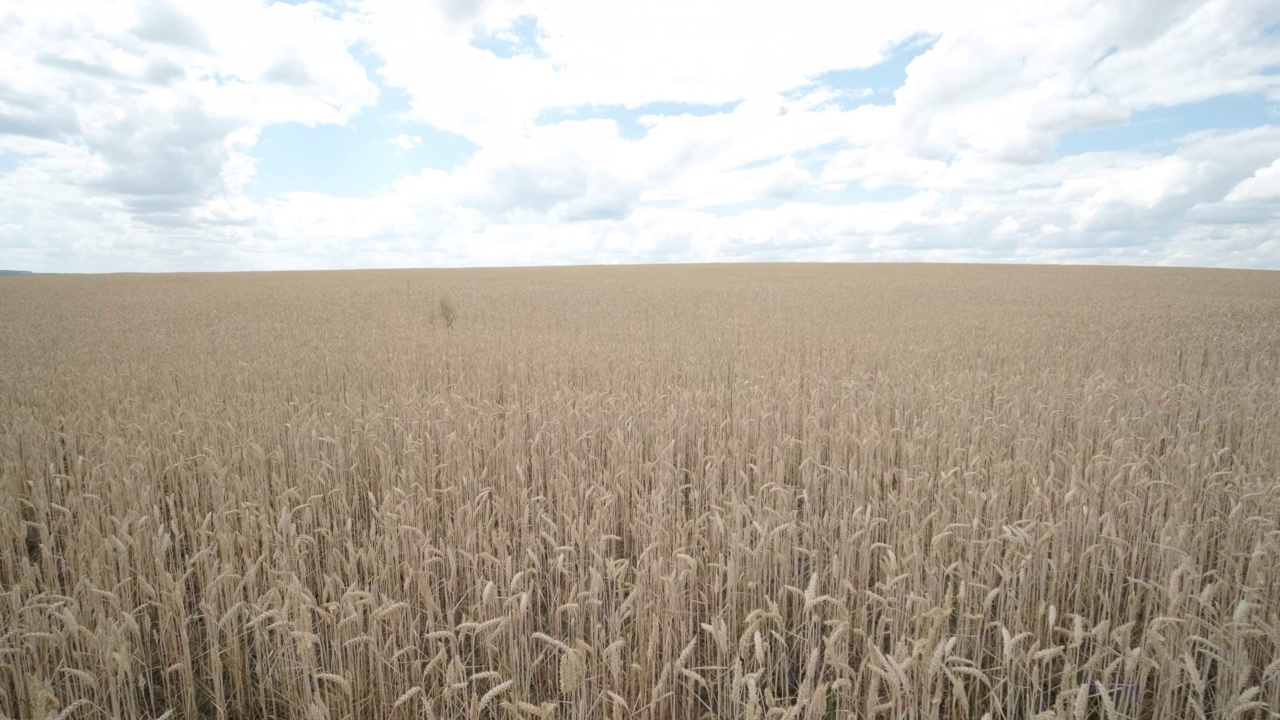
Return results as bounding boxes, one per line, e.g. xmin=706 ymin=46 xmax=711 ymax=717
xmin=1 ymin=263 xmax=1279 ymax=719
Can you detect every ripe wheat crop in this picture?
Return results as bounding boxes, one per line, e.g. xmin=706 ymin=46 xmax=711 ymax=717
xmin=2 ymin=263 xmax=1278 ymax=719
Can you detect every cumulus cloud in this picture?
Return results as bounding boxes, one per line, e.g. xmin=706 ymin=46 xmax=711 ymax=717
xmin=263 ymin=50 xmax=314 ymax=87
xmin=1223 ymin=158 xmax=1280 ymax=204
xmin=133 ymin=0 xmax=213 ymax=52
xmin=0 ymin=0 xmax=377 ymax=268
xmin=0 ymin=0 xmax=1278 ymax=272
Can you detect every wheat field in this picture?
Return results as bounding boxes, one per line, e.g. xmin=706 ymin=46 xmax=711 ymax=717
xmin=1 ymin=263 xmax=1278 ymax=720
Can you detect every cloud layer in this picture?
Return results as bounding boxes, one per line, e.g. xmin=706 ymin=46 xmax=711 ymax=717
xmin=1 ymin=0 xmax=1278 ymax=271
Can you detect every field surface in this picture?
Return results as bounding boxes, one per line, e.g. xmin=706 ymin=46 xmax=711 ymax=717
xmin=2 ymin=264 xmax=1279 ymax=719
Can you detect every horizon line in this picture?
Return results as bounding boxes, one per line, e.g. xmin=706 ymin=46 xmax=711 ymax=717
xmin=4 ymin=259 xmax=1280 ymax=277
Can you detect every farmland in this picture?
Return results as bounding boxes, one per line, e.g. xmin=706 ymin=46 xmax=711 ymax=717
xmin=2 ymin=264 xmax=1279 ymax=719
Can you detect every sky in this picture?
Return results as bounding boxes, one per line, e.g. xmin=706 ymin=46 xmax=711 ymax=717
xmin=1 ymin=0 xmax=1279 ymax=272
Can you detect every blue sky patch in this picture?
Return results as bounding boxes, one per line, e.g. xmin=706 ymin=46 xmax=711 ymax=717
xmin=537 ymin=100 xmax=741 ymax=139
xmin=470 ymin=15 xmax=547 ymax=59
xmin=249 ymin=116 xmax=475 ymax=198
xmin=794 ymin=140 xmax=849 ymax=175
xmin=788 ymin=35 xmax=937 ymax=110
xmin=248 ymin=44 xmax=477 ymax=198
xmin=1057 ymin=93 xmax=1277 ymax=156
xmin=0 ymin=152 xmax=21 ymax=174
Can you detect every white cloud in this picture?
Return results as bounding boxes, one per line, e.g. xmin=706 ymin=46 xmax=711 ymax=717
xmin=1223 ymin=158 xmax=1280 ymax=204
xmin=360 ymin=0 xmax=994 ymax=144
xmin=0 ymin=0 xmax=1278 ymax=272
xmin=892 ymin=0 xmax=1280 ymax=162
xmin=391 ymin=134 xmax=421 ymax=149
xmin=0 ymin=0 xmax=377 ymax=268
